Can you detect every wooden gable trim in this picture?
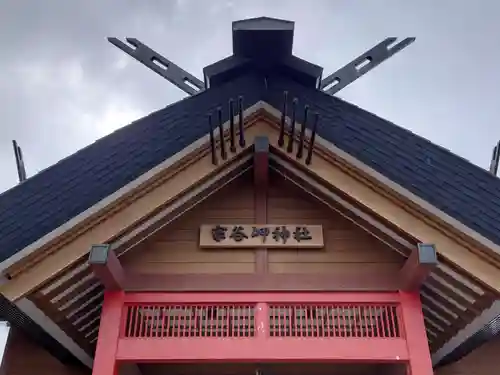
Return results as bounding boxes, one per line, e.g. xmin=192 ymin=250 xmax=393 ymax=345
xmin=0 ymin=118 xmax=267 ymax=302
xmin=259 ymin=102 xmax=500 ymax=270
xmin=270 ymin=157 xmax=417 ymax=256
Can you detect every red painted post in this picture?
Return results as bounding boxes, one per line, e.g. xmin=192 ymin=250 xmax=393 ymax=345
xmin=92 ymin=291 xmax=125 ymax=375
xmin=399 ymin=292 xmax=433 ymax=375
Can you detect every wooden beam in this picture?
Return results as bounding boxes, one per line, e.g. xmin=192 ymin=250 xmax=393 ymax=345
xmin=122 ymin=272 xmax=400 ymax=291
xmin=253 ymin=136 xmax=269 ymax=273
xmin=88 ymin=244 xmax=124 ymax=291
xmin=399 ymin=244 xmax=438 ymax=291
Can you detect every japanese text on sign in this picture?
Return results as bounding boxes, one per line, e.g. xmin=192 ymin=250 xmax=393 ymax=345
xmin=199 ymin=224 xmax=324 ymax=249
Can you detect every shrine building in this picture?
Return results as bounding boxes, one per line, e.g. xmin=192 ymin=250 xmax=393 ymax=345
xmin=1 ymin=16 xmax=500 ymax=375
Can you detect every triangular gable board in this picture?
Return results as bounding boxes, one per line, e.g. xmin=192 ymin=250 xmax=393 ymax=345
xmin=120 ymin=171 xmax=405 ymax=277
xmin=2 ymin=77 xmax=500 ymax=278
xmin=3 ymin=106 xmax=500 ymax=297
xmin=0 ymin=107 xmax=498 ymax=302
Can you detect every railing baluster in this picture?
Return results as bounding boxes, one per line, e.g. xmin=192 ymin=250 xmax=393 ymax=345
xmin=121 ymin=300 xmax=402 ymax=340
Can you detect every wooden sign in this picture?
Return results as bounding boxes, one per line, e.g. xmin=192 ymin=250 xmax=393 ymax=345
xmin=199 ymin=224 xmax=324 ymax=249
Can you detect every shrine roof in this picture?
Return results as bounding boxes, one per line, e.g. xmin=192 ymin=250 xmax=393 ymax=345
xmin=1 ymin=71 xmax=500 ymax=263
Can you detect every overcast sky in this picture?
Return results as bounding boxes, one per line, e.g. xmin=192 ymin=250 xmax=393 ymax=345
xmin=1 ymin=0 xmax=499 ymax=194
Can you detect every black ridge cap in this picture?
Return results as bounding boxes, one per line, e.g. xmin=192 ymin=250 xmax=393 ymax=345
xmin=204 ymin=17 xmax=322 ymax=89
xmin=232 ymin=17 xmax=294 ymax=61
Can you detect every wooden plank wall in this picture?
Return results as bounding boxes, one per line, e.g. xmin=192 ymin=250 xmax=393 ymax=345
xmin=120 ymin=173 xmax=404 ymax=274
xmin=121 ymin=174 xmax=256 ymax=274
xmin=267 ymin=174 xmax=404 ymax=274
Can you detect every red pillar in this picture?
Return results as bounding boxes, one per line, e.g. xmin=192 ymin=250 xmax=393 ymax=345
xmin=399 ymin=291 xmax=433 ymax=375
xmin=92 ymin=291 xmax=125 ymax=375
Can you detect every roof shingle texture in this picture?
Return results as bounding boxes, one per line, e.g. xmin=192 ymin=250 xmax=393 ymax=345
xmin=1 ymin=72 xmax=499 ymax=263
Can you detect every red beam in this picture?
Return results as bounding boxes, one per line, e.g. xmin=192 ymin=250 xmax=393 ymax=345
xmin=116 ymin=337 xmax=409 ymax=363
xmin=123 ymin=272 xmax=400 ymax=292
xmin=123 ymin=291 xmax=401 ymax=304
xmin=253 ymin=136 xmax=269 ymax=274
xmin=88 ymin=244 xmax=124 ymax=290
xmin=399 ymin=243 xmax=437 ymax=291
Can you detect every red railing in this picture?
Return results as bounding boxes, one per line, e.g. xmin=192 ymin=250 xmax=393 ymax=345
xmin=124 ymin=304 xmax=256 ymax=338
xmin=114 ymin=293 xmax=410 ymax=362
xmin=123 ymin=303 xmax=400 ymax=339
xmin=268 ymin=304 xmax=400 ymax=338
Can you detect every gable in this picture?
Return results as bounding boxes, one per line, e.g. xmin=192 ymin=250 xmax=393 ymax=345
xmin=120 ymin=171 xmax=404 ymax=275
xmin=2 ymin=72 xmax=500 ymax=277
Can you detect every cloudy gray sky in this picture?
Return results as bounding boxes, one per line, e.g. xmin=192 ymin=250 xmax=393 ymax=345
xmin=1 ymin=0 xmax=499 ymax=194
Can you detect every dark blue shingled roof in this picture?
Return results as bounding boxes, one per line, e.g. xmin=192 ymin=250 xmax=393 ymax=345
xmin=1 ymin=72 xmax=500 ymax=266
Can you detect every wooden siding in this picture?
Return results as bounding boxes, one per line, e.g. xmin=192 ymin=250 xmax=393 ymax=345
xmin=121 ymin=174 xmax=256 ymax=274
xmin=267 ymin=174 xmax=404 ymax=274
xmin=120 ymin=172 xmax=404 ymax=275
xmin=0 ymin=328 xmax=89 ymax=375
